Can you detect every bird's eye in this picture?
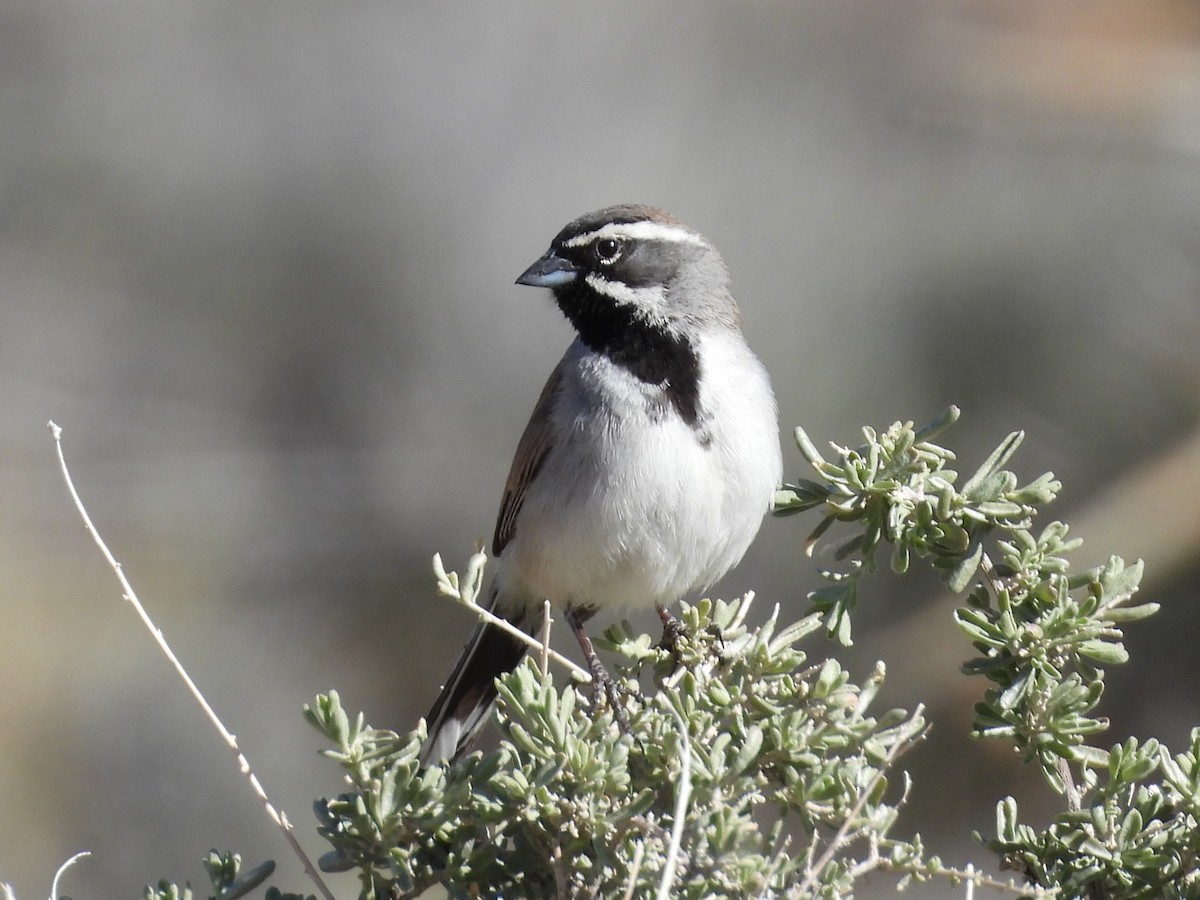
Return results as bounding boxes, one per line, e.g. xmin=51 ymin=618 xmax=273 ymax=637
xmin=595 ymin=238 xmax=623 ymax=264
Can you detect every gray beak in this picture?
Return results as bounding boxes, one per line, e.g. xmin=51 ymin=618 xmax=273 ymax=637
xmin=516 ymin=250 xmax=579 ymax=288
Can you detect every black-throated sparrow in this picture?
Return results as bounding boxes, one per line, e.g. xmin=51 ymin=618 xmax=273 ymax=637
xmin=420 ymin=205 xmax=781 ymax=765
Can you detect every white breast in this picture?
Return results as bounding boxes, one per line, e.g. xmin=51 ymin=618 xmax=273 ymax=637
xmin=496 ymin=331 xmax=781 ymax=613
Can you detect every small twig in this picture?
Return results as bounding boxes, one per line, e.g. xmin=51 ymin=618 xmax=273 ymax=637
xmin=465 ymin=593 xmax=586 ymax=679
xmin=859 ymin=854 xmax=1058 ymax=898
xmin=1058 ymin=757 xmax=1084 ymax=812
xmin=656 ymin=702 xmax=694 ymax=900
xmin=550 ymin=843 xmax=568 ymax=899
xmin=728 ymin=590 xmax=756 ymax=631
xmin=435 ymin=554 xmax=588 ymax=680
xmin=621 ymin=840 xmax=646 ymax=900
xmin=539 ymin=598 xmax=552 ymax=675
xmin=799 ymin=704 xmax=928 ymax=894
xmin=756 ymin=832 xmax=793 ymax=898
xmin=979 ymin=551 xmax=1008 ymax=598
xmin=48 ymin=422 xmax=334 ymax=900
xmin=50 ymin=851 xmax=90 ymax=900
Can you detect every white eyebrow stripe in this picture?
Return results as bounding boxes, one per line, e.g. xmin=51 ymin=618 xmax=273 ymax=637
xmin=563 ymin=220 xmax=705 ymax=248
xmin=584 ymin=273 xmax=668 ymax=311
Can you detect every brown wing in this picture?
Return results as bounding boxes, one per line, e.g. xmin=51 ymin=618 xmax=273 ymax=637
xmin=492 ymin=361 xmax=564 ymax=556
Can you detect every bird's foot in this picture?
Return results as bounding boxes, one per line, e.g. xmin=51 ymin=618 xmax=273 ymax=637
xmin=657 ymin=604 xmax=727 ymax=672
xmin=655 ymin=603 xmax=688 ymax=654
xmin=584 ymin=652 xmax=634 ymax=735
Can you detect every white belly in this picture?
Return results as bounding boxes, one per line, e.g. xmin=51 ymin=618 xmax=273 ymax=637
xmin=496 ymin=333 xmax=780 ymax=612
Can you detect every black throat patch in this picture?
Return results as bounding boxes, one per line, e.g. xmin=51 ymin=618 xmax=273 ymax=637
xmin=553 ymin=281 xmax=704 ymax=430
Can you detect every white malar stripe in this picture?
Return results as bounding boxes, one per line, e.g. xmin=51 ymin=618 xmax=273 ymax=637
xmin=564 ymin=220 xmax=706 ymax=249
xmin=584 ymin=273 xmax=667 ymax=311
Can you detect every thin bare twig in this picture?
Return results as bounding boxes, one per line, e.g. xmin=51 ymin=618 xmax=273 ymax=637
xmin=539 ymin=598 xmax=552 ymax=675
xmin=47 ymin=421 xmax=334 ymax=900
xmin=855 ymin=854 xmax=1057 ymax=898
xmin=621 ymin=840 xmax=646 ymax=900
xmin=979 ymin=551 xmax=1007 ymax=597
xmin=1058 ymin=758 xmax=1084 ymax=812
xmin=434 ymin=553 xmax=589 ymax=680
xmin=656 ymin=702 xmax=694 ymax=900
xmin=50 ymin=851 xmax=91 ymax=900
xmin=799 ymin=704 xmax=928 ymax=894
xmin=462 ymin=591 xmax=586 ymax=679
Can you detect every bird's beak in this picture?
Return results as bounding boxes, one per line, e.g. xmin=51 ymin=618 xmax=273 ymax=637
xmin=516 ymin=250 xmax=579 ymax=288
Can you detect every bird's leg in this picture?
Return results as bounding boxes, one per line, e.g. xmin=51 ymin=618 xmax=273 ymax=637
xmin=563 ymin=606 xmax=633 ymax=735
xmin=655 ymin=603 xmax=688 ymax=653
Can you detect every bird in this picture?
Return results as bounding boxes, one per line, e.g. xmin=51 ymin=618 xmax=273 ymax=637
xmin=419 ymin=204 xmax=782 ymax=766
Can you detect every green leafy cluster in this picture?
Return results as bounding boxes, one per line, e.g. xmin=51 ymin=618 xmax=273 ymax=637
xmin=992 ymin=729 xmax=1200 ymax=897
xmin=774 ymin=406 xmax=1062 ymax=643
xmin=774 ymin=407 xmax=1157 ymax=777
xmin=776 ymin=407 xmax=1200 ymax=897
xmin=959 ymin=533 xmax=1152 ymax=781
xmin=143 ymin=852 xmax=309 ymax=900
xmin=304 ymin=595 xmax=943 ymax=898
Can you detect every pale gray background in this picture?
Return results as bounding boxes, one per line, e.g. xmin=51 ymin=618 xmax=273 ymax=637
xmin=3 ymin=1 xmax=1200 ymax=897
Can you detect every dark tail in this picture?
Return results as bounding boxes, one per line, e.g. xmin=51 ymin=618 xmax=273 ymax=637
xmin=419 ymin=597 xmax=538 ymax=766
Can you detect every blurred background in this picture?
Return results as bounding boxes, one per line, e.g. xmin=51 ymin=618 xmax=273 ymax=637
xmin=3 ymin=1 xmax=1199 ymax=896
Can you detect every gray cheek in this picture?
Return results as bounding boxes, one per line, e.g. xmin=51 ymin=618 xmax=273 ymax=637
xmin=619 ymin=245 xmax=682 ymax=289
